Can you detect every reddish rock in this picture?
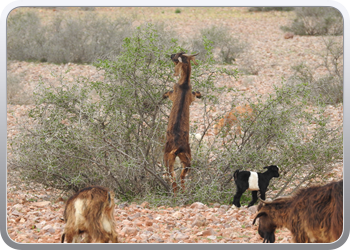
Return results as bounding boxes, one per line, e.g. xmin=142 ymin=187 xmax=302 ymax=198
xmin=128 ymin=212 xmax=141 ymax=221
xmin=140 ymin=201 xmax=150 ymax=208
xmin=121 ymin=227 xmax=138 ymax=236
xmin=31 ymin=201 xmax=50 ymax=207
xmin=284 ymin=32 xmax=294 ymax=39
xmin=191 ymin=214 xmax=206 ymax=227
xmin=190 ymin=202 xmax=206 ymax=209
xmin=172 ymin=211 xmax=183 ymax=219
xmin=202 ymin=227 xmax=216 ymax=236
xmin=133 ymin=219 xmax=143 ymax=227
xmin=213 ymin=203 xmax=221 ymax=208
xmin=145 ymin=221 xmax=153 ymax=227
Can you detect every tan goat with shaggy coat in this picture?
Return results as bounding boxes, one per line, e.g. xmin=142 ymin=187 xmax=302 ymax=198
xmin=163 ymin=52 xmax=201 ymax=194
xmin=253 ymin=180 xmax=343 ymax=243
xmin=61 ymin=186 xmax=118 ymax=243
xmin=213 ymin=104 xmax=254 ymax=136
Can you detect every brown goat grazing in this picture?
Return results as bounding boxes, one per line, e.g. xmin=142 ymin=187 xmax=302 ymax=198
xmin=61 ymin=186 xmax=118 ymax=243
xmin=163 ymin=52 xmax=201 ymax=194
xmin=252 ymin=180 xmax=343 ymax=243
xmin=213 ymin=104 xmax=254 ymax=136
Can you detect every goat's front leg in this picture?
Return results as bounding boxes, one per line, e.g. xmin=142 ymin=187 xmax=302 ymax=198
xmin=82 ymin=233 xmax=92 ymax=243
xmin=248 ymin=191 xmax=258 ymax=207
xmin=259 ymin=190 xmax=266 ymax=200
xmin=64 ymin=232 xmax=73 ymax=243
xmin=163 ymin=91 xmax=174 ymax=101
xmin=191 ymin=91 xmax=202 ymax=101
xmin=109 ymin=231 xmax=119 ymax=243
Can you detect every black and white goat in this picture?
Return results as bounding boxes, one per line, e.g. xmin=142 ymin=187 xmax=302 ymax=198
xmin=232 ymin=165 xmax=280 ymax=208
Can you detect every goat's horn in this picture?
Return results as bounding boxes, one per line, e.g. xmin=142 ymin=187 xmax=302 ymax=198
xmin=258 ymin=198 xmax=269 ymax=204
xmin=182 ymin=53 xmax=199 ymax=57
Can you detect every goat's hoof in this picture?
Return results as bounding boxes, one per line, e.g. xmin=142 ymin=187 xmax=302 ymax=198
xmin=231 ymin=204 xmax=240 ymax=209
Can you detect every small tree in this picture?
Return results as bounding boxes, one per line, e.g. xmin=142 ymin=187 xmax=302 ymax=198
xmin=189 ymin=25 xmax=246 ymax=64
xmin=281 ymin=7 xmax=343 ymax=36
xmin=7 ymin=9 xmax=133 ymax=63
xmin=287 ymin=37 xmax=343 ymax=105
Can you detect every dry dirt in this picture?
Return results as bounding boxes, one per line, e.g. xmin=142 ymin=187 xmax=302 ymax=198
xmin=6 ymin=7 xmax=343 ymax=244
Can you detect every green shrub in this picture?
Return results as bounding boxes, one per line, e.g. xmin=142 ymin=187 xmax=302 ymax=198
xmin=79 ymin=7 xmax=96 ymax=11
xmin=189 ymin=25 xmax=246 ymax=64
xmin=281 ymin=7 xmax=343 ymax=36
xmin=7 ymin=71 xmax=33 ymax=105
xmin=7 ymin=10 xmax=46 ymax=62
xmin=287 ymin=38 xmax=343 ymax=105
xmin=248 ymin=7 xmax=294 ymax=12
xmin=7 ymin=10 xmax=133 ymax=63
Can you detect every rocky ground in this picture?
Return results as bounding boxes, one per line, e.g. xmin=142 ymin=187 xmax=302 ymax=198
xmin=6 ymin=7 xmax=343 ymax=244
xmin=7 ymin=175 xmax=294 ymax=244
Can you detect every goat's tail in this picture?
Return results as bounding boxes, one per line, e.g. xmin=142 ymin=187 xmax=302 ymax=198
xmin=233 ymin=170 xmax=240 ymax=181
xmin=170 ymin=146 xmax=185 ymax=156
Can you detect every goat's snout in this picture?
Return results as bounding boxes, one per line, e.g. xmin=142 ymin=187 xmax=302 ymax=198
xmin=170 ymin=54 xmax=177 ymax=61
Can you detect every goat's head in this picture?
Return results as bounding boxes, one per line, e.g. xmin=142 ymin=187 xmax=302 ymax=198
xmin=61 ymin=186 xmax=118 ymax=243
xmin=252 ymin=199 xmax=277 ymax=243
xmin=170 ymin=52 xmax=199 ymax=76
xmin=264 ymin=165 xmax=280 ymax=178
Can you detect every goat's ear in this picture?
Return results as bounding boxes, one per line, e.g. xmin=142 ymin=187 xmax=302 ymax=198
xmin=181 ymin=53 xmax=199 ymax=65
xmin=191 ymin=57 xmax=198 ymax=65
xmin=252 ymin=212 xmax=267 ymax=225
xmin=189 ymin=53 xmax=199 ymax=65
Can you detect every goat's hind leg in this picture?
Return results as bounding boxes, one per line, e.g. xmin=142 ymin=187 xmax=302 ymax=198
xmin=164 ymin=152 xmax=178 ymax=193
xmin=104 ymin=220 xmax=118 ymax=243
xmin=178 ymin=152 xmax=191 ymax=191
xmin=97 ymin=235 xmax=111 ymax=243
xmin=232 ymin=187 xmax=246 ymax=207
xmin=108 ymin=230 xmax=119 ymax=243
xmin=259 ymin=190 xmax=266 ymax=200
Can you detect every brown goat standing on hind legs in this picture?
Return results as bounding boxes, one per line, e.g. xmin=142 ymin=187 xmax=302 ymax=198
xmin=60 ymin=186 xmax=118 ymax=243
xmin=163 ymin=52 xmax=201 ymax=194
xmin=252 ymin=180 xmax=343 ymax=243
